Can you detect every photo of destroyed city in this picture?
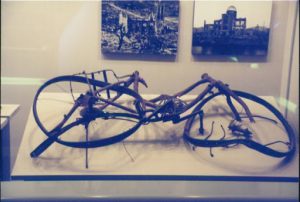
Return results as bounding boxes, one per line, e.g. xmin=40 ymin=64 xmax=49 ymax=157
xmin=101 ymin=0 xmax=179 ymax=56
xmin=192 ymin=1 xmax=272 ymax=57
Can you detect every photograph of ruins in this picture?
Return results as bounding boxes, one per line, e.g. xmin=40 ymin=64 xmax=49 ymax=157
xmin=101 ymin=0 xmax=179 ymax=56
xmin=192 ymin=1 xmax=272 ymax=57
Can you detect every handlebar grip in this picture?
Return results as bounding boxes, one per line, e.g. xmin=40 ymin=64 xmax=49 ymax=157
xmin=30 ymin=136 xmax=57 ymax=158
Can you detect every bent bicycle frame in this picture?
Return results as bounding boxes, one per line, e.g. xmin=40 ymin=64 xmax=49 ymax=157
xmin=30 ymin=70 xmax=296 ymax=167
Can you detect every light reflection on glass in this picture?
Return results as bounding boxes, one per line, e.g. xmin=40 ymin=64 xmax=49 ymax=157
xmin=250 ymin=63 xmax=259 ymax=69
xmin=276 ymin=97 xmax=297 ymax=113
xmin=1 ymin=46 xmax=47 ymax=52
xmin=1 ymin=77 xmax=44 ymax=86
xmin=229 ymin=56 xmax=238 ymax=62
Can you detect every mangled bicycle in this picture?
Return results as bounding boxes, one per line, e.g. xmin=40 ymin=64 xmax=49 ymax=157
xmin=30 ymin=70 xmax=296 ymax=168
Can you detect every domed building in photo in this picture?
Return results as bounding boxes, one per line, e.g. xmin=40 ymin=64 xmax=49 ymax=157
xmin=203 ymin=6 xmax=246 ymax=36
xmin=192 ymin=4 xmax=271 ymax=56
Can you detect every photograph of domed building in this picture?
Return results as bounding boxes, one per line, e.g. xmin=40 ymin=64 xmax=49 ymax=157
xmin=101 ymin=0 xmax=179 ymax=56
xmin=192 ymin=1 xmax=272 ymax=57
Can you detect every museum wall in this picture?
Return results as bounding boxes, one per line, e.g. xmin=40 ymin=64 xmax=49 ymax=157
xmin=1 ymin=1 xmax=298 ymax=167
xmin=286 ymin=8 xmax=299 ymax=138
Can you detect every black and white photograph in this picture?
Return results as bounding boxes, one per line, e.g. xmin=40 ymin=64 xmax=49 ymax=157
xmin=101 ymin=0 xmax=179 ymax=56
xmin=192 ymin=1 xmax=272 ymax=57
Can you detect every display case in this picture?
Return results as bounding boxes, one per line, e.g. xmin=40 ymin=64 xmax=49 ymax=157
xmin=1 ymin=1 xmax=299 ymax=201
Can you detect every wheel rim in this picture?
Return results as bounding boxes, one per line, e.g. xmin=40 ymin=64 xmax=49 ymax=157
xmin=33 ymin=75 xmax=143 ymax=148
xmin=183 ymin=91 xmax=296 ymax=158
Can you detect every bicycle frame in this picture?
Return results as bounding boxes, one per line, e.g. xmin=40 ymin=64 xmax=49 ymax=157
xmin=76 ymin=70 xmax=255 ymax=124
xmin=30 ymin=70 xmax=296 ymax=166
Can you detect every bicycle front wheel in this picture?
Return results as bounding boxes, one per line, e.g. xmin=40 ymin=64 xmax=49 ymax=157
xmin=32 ymin=75 xmax=143 ymax=151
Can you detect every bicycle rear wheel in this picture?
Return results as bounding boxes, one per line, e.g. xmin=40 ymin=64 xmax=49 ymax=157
xmin=183 ymin=90 xmax=296 ymax=158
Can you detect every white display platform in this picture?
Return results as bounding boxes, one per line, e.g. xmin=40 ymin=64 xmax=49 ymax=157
xmin=1 ymin=104 xmax=20 ymax=118
xmin=1 ymin=118 xmax=8 ymax=130
xmin=12 ymin=93 xmax=298 ymax=181
xmin=1 ymin=104 xmax=20 ymax=181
